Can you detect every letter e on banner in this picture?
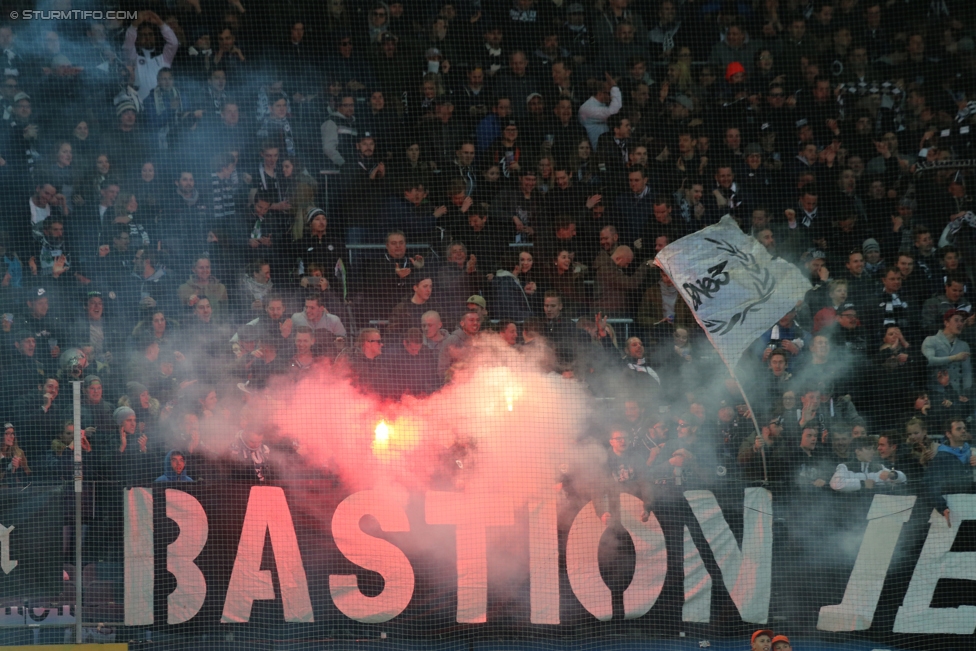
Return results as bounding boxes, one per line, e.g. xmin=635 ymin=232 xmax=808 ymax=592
xmin=330 ymin=489 xmax=414 ymax=623
xmin=894 ymin=495 xmax=976 ymax=634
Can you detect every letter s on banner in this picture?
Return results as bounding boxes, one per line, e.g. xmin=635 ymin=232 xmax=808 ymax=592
xmin=330 ymin=489 xmax=415 ymax=623
xmin=894 ymin=495 xmax=976 ymax=634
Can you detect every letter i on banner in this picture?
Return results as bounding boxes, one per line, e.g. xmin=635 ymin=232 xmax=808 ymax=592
xmin=124 ymin=487 xmax=154 ymax=626
xmin=528 ymin=496 xmax=560 ymax=624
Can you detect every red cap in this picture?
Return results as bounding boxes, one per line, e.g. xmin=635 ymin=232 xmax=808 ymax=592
xmin=771 ymin=635 xmax=790 ymax=646
xmin=726 ymin=61 xmax=746 ymax=82
xmin=751 ymin=630 xmax=774 ymax=644
xmin=944 ymin=308 xmax=966 ymax=322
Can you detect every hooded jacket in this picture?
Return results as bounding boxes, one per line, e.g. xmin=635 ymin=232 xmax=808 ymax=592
xmin=156 ymin=450 xmax=193 ymax=482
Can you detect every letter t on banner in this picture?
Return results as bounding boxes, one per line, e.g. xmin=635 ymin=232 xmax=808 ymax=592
xmin=221 ymin=487 xmax=313 ymax=624
xmin=426 ymin=491 xmax=516 ymax=623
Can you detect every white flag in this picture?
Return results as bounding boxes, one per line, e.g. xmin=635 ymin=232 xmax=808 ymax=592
xmin=654 ymin=216 xmax=811 ymax=369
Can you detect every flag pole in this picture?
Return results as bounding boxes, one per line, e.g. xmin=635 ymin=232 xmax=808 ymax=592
xmin=729 ymin=369 xmax=767 ymax=484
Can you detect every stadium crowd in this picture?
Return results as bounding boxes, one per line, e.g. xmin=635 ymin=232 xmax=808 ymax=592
xmin=0 ymin=0 xmax=974 ymax=569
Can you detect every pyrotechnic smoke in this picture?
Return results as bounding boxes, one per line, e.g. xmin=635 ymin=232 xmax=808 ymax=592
xmin=265 ymin=334 xmax=608 ymax=501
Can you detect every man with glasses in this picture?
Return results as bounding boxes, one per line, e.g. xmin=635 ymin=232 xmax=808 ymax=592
xmin=325 ymin=34 xmax=374 ymax=95
xmin=339 ymin=327 xmax=390 ymax=395
xmin=366 ymin=3 xmax=390 ymax=44
xmin=762 ymin=84 xmax=793 ymax=137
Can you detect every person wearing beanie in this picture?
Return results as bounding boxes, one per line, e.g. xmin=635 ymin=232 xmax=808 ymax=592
xmin=725 ymin=61 xmax=746 ymax=83
xmin=296 ymin=207 xmax=345 ymax=299
xmin=120 ymin=381 xmax=160 ymax=435
xmin=105 ymin=405 xmax=149 ymax=485
xmin=862 ymin=238 xmax=885 ymax=276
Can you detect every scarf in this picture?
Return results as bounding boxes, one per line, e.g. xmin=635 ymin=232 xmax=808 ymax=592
xmin=937 ymin=442 xmax=971 ymax=464
xmin=258 ymin=116 xmax=295 ymax=154
xmin=153 ymin=86 xmax=181 ymax=116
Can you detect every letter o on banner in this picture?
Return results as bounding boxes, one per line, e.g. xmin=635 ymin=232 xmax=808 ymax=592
xmin=566 ymin=495 xmax=667 ymax=620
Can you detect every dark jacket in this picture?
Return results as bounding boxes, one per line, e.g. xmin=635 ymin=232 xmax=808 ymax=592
xmin=926 ymin=444 xmax=975 ymax=514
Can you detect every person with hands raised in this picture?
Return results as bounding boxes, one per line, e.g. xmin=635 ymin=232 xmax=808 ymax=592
xmin=123 ymin=10 xmax=178 ymax=102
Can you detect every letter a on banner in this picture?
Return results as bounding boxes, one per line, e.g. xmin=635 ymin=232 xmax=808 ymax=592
xmin=331 ymin=489 xmax=415 ymax=623
xmin=222 ymin=487 xmax=313 ymax=623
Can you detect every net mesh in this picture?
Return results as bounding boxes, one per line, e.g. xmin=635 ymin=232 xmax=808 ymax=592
xmin=0 ymin=0 xmax=974 ymax=648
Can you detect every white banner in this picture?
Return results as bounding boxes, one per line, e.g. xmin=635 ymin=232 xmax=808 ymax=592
xmin=654 ymin=216 xmax=811 ymax=369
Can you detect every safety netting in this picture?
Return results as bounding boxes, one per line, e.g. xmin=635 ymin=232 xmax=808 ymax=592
xmin=0 ymin=1 xmax=975 ymax=650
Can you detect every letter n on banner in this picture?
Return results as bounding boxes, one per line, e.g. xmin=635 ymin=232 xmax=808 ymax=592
xmin=894 ymin=495 xmax=976 ymax=634
xmin=221 ymin=486 xmax=313 ymax=624
xmin=682 ymin=488 xmax=773 ymax=624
